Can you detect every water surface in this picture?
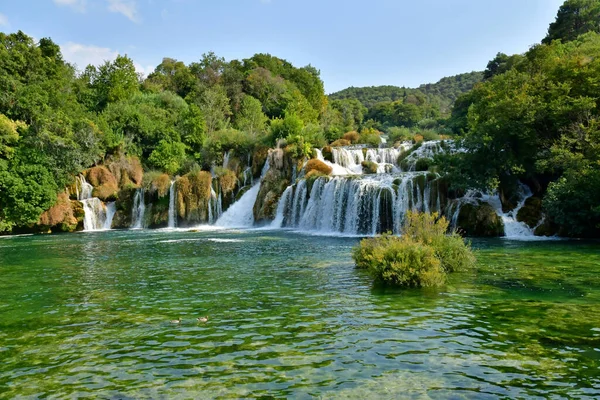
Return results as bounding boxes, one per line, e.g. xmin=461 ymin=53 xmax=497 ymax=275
xmin=1 ymin=230 xmax=599 ymax=398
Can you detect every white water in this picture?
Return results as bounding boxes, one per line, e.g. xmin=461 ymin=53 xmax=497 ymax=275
xmin=131 ymin=188 xmax=146 ymax=229
xmin=215 ymin=184 xmax=261 ymax=228
xmin=168 ymin=180 xmax=177 ymax=228
xmin=77 ymin=175 xmax=115 ymax=231
xmin=216 ymin=159 xmax=270 ymax=228
xmin=274 ymin=173 xmax=441 ymax=235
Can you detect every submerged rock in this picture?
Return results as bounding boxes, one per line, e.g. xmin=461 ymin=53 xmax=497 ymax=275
xmin=457 ymin=201 xmax=505 ymax=237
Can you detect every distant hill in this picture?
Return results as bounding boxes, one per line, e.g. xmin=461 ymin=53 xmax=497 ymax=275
xmin=329 ymin=71 xmax=483 ymax=113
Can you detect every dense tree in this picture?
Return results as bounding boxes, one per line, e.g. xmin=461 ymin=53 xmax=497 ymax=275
xmin=543 ymin=0 xmax=600 ymax=44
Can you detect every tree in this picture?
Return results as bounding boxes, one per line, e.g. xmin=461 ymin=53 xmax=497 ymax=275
xmin=543 ymin=0 xmax=600 ymax=44
xmin=87 ymin=55 xmax=140 ymax=111
xmin=195 ymin=86 xmax=231 ymax=133
xmin=235 ymin=95 xmax=267 ymax=136
xmin=148 ymin=140 xmax=187 ymax=175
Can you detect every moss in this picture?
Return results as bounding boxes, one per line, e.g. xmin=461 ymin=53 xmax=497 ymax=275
xmin=112 ymin=187 xmax=137 ymax=229
xmin=415 ymin=158 xmax=431 ymax=172
xmin=457 ymin=202 xmax=505 ymax=237
xmin=330 ymin=139 xmax=351 ymax=147
xmin=37 ymin=192 xmax=82 ymax=233
xmin=106 ymin=154 xmax=143 ymax=189
xmin=361 ymin=161 xmax=378 ymax=174
xmin=305 ymin=159 xmax=333 ymax=175
xmin=217 ymin=169 xmax=237 ymax=195
xmin=517 ymin=196 xmax=543 ymax=228
xmin=252 ymin=146 xmax=269 ymax=178
xmin=253 ymin=169 xmax=290 ymax=223
xmin=176 ymin=171 xmax=212 ymax=224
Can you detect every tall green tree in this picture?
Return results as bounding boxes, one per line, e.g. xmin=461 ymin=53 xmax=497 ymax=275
xmin=543 ymin=0 xmax=600 ymax=44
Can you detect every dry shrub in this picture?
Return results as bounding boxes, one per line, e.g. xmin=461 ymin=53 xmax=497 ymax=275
xmin=219 ymin=170 xmax=237 ymax=195
xmin=93 ymin=183 xmax=118 ymax=201
xmin=330 ymin=139 xmax=351 ymax=147
xmin=413 ymin=134 xmax=424 ymax=143
xmin=144 ymin=172 xmax=171 ymax=198
xmin=304 ymin=170 xmax=327 ymax=180
xmin=305 ymin=159 xmax=333 ymax=175
xmin=343 ymin=131 xmax=360 ymax=144
xmin=86 ymin=166 xmax=117 ymax=187
xmin=107 ymin=155 xmax=143 ymax=188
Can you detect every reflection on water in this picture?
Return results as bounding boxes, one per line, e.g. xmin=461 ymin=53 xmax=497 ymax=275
xmin=0 ymin=230 xmax=599 ymax=398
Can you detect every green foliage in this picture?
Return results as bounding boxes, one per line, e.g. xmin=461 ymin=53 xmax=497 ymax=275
xmin=235 ymin=95 xmax=267 ymax=136
xmin=352 ymin=212 xmax=475 ymax=287
xmin=543 ymin=0 xmax=600 ymax=44
xmin=148 ymin=140 xmax=187 ymax=175
xmin=387 ymin=126 xmax=414 ymax=143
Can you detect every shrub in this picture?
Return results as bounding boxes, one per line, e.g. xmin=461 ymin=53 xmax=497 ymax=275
xmin=216 ymin=168 xmax=237 ymax=195
xmin=352 ymin=234 xmax=446 ymax=287
xmin=415 ymin=158 xmax=431 ymax=172
xmin=352 ymin=212 xmax=475 ymax=287
xmin=144 ymin=171 xmax=171 ymax=198
xmin=402 ymin=212 xmax=476 ymax=272
xmin=413 ymin=134 xmax=424 ymax=143
xmin=305 ymin=159 xmax=333 ymax=175
xmin=330 ymin=139 xmax=351 ymax=147
xmin=343 ymin=131 xmax=360 ymax=143
xmin=420 ymin=129 xmax=441 ymax=142
xmin=387 ymin=126 xmax=413 ymax=144
xmin=358 ymin=128 xmax=381 ymax=147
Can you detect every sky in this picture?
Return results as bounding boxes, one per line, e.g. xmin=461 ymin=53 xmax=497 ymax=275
xmin=0 ymin=0 xmax=565 ymax=93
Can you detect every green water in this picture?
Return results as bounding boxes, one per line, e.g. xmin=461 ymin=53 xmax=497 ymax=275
xmin=0 ymin=230 xmax=599 ymax=399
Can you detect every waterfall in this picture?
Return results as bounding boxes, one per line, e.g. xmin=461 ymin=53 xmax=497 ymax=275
xmin=208 ymin=187 xmax=223 ymax=224
xmin=274 ymin=173 xmax=440 ymax=235
xmin=223 ymin=150 xmax=231 ymax=169
xmin=168 ymin=180 xmax=177 ymax=229
xmin=131 ymin=188 xmax=146 ymax=229
xmin=216 ymin=159 xmax=270 ymax=228
xmin=77 ymin=175 xmax=114 ymax=231
xmin=271 ymin=186 xmax=294 ymax=228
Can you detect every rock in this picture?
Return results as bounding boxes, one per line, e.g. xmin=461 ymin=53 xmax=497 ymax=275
xmin=534 ymin=218 xmax=559 ymax=237
xmin=253 ymin=169 xmax=290 ymax=224
xmin=112 ymin=187 xmax=137 ymax=229
xmin=321 ymin=146 xmax=334 ymax=163
xmin=457 ymin=201 xmax=505 ymax=237
xmin=517 ymin=196 xmax=543 ymax=228
xmin=37 ymin=192 xmax=83 ymax=233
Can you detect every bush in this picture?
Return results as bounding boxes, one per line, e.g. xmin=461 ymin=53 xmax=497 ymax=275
xmin=144 ymin=171 xmax=171 ymax=198
xmin=358 ymin=128 xmax=381 ymax=146
xmin=352 ymin=212 xmax=475 ymax=287
xmin=330 ymin=139 xmax=351 ymax=147
xmin=420 ymin=129 xmax=441 ymax=142
xmin=352 ymin=234 xmax=446 ymax=287
xmin=343 ymin=131 xmax=360 ymax=143
xmin=415 ymin=158 xmax=431 ymax=172
xmin=387 ymin=126 xmax=413 ymax=144
xmin=305 ymin=159 xmax=333 ymax=175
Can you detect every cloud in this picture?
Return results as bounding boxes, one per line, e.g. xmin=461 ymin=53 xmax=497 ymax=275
xmin=0 ymin=13 xmax=9 ymax=27
xmin=61 ymin=42 xmax=119 ymax=70
xmin=61 ymin=41 xmax=151 ymax=76
xmin=53 ymin=0 xmax=87 ymax=12
xmin=107 ymin=0 xmax=140 ymax=23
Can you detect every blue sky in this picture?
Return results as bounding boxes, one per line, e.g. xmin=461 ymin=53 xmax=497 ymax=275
xmin=0 ymin=0 xmax=564 ymax=93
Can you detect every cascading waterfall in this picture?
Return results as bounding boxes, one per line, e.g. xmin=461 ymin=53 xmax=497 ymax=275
xmin=216 ymin=159 xmax=270 ymax=228
xmin=168 ymin=180 xmax=177 ymax=229
xmin=77 ymin=175 xmax=115 ymax=231
xmin=131 ymin=188 xmax=146 ymax=229
xmin=273 ymin=173 xmax=443 ymax=235
xmin=208 ymin=186 xmax=223 ymax=224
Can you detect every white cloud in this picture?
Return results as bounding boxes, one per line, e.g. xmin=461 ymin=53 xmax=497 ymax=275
xmin=107 ymin=0 xmax=139 ymax=23
xmin=61 ymin=41 xmax=151 ymax=76
xmin=61 ymin=42 xmax=119 ymax=70
xmin=53 ymin=0 xmax=87 ymax=12
xmin=0 ymin=13 xmax=9 ymax=27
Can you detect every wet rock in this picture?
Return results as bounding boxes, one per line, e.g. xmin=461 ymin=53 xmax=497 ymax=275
xmin=457 ymin=201 xmax=505 ymax=237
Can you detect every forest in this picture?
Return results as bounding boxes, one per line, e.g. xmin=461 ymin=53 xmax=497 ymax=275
xmin=0 ymin=0 xmax=599 ymax=237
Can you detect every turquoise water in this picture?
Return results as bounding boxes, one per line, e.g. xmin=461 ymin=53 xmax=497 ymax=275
xmin=0 ymin=229 xmax=599 ymax=398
